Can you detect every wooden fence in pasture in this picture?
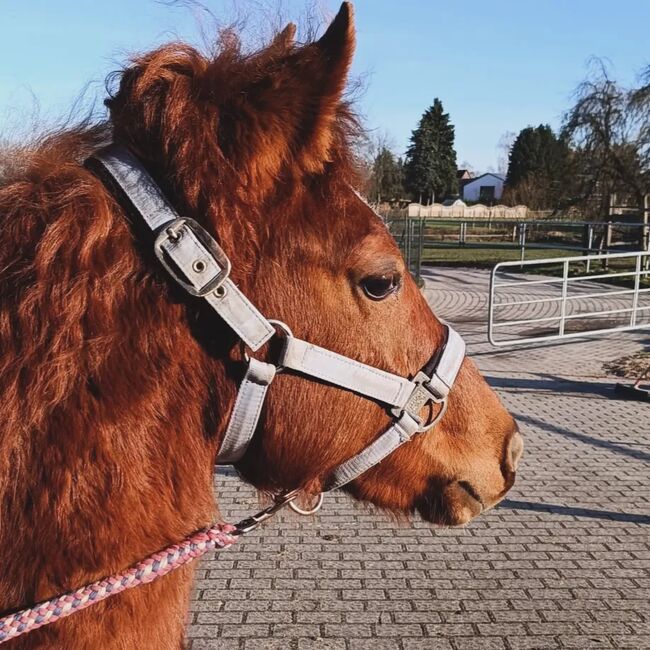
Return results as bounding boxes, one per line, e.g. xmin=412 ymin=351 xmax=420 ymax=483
xmin=404 ymin=202 xmax=528 ymax=220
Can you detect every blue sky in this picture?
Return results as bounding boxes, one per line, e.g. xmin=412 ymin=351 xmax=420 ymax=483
xmin=1 ymin=1 xmax=649 ymax=172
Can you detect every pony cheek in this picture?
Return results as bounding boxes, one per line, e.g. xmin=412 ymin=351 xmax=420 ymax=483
xmin=247 ymin=384 xmax=389 ymax=492
xmin=342 ymin=443 xmax=433 ymax=514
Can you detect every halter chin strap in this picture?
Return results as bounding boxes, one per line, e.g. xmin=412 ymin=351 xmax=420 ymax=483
xmin=89 ymin=145 xmax=466 ymax=494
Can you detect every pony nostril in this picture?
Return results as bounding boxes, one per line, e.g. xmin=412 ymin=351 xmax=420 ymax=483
xmin=506 ymin=429 xmax=524 ymax=473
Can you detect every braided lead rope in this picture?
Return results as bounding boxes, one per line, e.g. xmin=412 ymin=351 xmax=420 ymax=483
xmin=0 ymin=523 xmax=238 ymax=645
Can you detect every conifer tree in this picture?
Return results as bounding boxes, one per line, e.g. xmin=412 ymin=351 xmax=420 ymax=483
xmin=504 ymin=124 xmax=570 ymax=208
xmin=404 ymin=99 xmax=458 ymax=202
xmin=505 ymin=124 xmax=568 ymax=188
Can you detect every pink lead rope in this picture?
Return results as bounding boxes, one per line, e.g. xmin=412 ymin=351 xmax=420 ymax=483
xmin=0 ymin=523 xmax=238 ymax=644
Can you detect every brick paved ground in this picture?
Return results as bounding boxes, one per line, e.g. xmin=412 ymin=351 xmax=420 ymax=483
xmin=187 ymin=266 xmax=650 ymax=650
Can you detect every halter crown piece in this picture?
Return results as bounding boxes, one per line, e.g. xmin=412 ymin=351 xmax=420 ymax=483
xmin=89 ymin=145 xmax=466 ymax=501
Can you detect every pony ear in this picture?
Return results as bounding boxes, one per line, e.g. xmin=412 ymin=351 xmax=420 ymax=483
xmin=297 ymin=2 xmax=355 ymax=172
xmin=317 ymin=2 xmax=355 ymax=77
xmin=208 ymin=3 xmax=355 ymax=190
xmin=271 ymin=22 xmax=296 ymax=50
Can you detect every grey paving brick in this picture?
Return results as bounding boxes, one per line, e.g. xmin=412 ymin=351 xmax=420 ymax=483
xmin=557 ymin=636 xmax=613 ymax=648
xmin=190 ymin=641 xmax=240 ymax=650
xmin=403 ymin=641 xmax=455 ymax=650
xmin=221 ymin=624 xmax=270 ymax=638
xmin=507 ymin=637 xmax=559 ymax=650
xmin=242 ymin=640 xmax=292 ymax=650
xmin=348 ymin=641 xmax=401 ymax=650
xmin=297 ymin=641 xmax=346 ymax=650
xmin=453 ymin=637 xmax=506 ymax=649
xmin=375 ymin=623 xmax=424 ymax=637
xmin=323 ymin=624 xmax=373 ymax=638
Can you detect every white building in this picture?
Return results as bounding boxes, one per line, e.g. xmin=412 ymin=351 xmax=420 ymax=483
xmin=461 ymin=173 xmax=505 ymax=203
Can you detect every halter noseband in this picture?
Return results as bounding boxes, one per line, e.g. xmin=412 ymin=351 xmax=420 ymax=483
xmin=89 ymin=145 xmax=466 ymax=500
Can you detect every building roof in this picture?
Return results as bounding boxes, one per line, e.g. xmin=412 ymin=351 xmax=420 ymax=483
xmin=464 ymin=172 xmax=505 ymax=185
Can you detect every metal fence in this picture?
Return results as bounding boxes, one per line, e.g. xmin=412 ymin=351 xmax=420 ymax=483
xmin=488 ymin=250 xmax=650 ymax=346
xmin=387 ymin=218 xmax=425 ymax=281
xmin=387 ymin=217 xmax=650 ymax=281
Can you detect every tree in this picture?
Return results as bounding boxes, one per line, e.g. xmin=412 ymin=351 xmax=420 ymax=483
xmin=561 ymin=60 xmax=649 ymax=215
xmin=404 ymin=99 xmax=458 ymax=202
xmin=630 ymin=64 xmax=650 ymax=178
xmin=368 ymin=147 xmax=404 ymax=203
xmin=504 ymin=124 xmax=569 ymax=209
xmin=356 ymin=130 xmax=403 ymax=203
xmin=496 ymin=131 xmax=517 ymax=178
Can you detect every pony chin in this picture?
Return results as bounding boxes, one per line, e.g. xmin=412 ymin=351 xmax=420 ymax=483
xmin=415 ymin=480 xmax=485 ymax=526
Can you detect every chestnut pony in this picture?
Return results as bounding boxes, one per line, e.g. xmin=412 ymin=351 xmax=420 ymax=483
xmin=0 ymin=3 xmax=521 ymax=648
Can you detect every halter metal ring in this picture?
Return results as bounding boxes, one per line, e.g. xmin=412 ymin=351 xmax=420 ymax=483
xmin=241 ymin=319 xmax=293 ymax=366
xmin=416 ymin=398 xmax=448 ymax=432
xmin=289 ymin=492 xmax=324 ymax=516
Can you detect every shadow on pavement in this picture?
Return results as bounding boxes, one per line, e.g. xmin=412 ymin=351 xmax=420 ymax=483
xmin=514 ymin=412 xmax=650 ymax=463
xmin=470 ymin=336 xmax=610 ymax=357
xmin=500 ymin=498 xmax=650 ymax=525
xmin=485 ymin=373 xmax=616 ymax=398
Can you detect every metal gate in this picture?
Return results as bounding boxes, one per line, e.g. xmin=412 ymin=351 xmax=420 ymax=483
xmin=387 ymin=217 xmax=424 ymax=283
xmin=488 ymin=250 xmax=650 ymax=346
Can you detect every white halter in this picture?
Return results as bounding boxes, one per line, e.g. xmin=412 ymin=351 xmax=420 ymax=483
xmin=90 ymin=145 xmax=466 ymax=494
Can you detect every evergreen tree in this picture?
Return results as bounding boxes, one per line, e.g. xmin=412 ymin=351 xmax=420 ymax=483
xmin=404 ymin=99 xmax=458 ymax=202
xmin=369 ymin=147 xmax=404 ymax=202
xmin=505 ymin=124 xmax=569 ymax=207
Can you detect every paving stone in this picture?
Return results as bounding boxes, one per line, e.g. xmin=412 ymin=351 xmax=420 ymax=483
xmin=190 ymin=641 xmax=240 ymax=650
xmin=403 ymin=641 xmax=454 ymax=650
xmin=297 ymin=641 xmax=346 ymax=650
xmin=242 ymin=640 xmax=292 ymax=650
xmin=348 ymin=641 xmax=401 ymax=650
xmin=186 ymin=267 xmax=650 ymax=650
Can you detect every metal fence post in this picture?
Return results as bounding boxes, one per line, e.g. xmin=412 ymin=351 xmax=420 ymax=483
xmin=631 ymin=253 xmax=641 ymax=327
xmin=641 ymin=194 xmax=650 ymax=271
xmin=519 ymin=223 xmax=527 ymax=264
xmin=558 ymin=259 xmax=570 ymax=336
xmin=404 ymin=218 xmax=411 ymax=269
xmin=416 ymin=217 xmax=424 ymax=282
xmin=602 ymin=221 xmax=612 ymax=271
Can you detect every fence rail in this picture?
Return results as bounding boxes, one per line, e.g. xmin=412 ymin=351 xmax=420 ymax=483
xmin=487 ymin=250 xmax=650 ymax=346
xmin=388 ymin=217 xmax=650 ymax=281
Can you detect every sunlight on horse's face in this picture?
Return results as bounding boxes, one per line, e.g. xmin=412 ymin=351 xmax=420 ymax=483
xmin=238 ymin=188 xmax=522 ymax=526
xmin=207 ymin=5 xmax=522 ymax=527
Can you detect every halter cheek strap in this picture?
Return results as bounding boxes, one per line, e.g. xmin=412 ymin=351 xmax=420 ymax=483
xmin=217 ymin=358 xmax=276 ymax=464
xmin=89 ymin=145 xmax=466 ymax=494
xmin=87 ymin=148 xmax=275 ymax=351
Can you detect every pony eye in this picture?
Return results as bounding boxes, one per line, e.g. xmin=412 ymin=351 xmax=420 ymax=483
xmin=361 ymin=272 xmax=401 ymax=300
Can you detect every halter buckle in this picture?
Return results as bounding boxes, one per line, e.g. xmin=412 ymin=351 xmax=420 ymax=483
xmin=154 ymin=217 xmax=231 ymax=297
xmin=392 ymin=370 xmax=448 ymax=433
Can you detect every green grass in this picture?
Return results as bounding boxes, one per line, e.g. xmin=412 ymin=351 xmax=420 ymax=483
xmin=419 ymin=246 xmax=579 ymax=267
xmin=416 ymin=246 xmax=650 ymax=289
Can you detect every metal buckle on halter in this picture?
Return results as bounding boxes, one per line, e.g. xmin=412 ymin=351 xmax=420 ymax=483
xmin=154 ymin=217 xmax=231 ymax=297
xmin=391 ymin=370 xmax=448 ymax=433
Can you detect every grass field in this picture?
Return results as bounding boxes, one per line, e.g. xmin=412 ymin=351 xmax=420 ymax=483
xmin=420 ymin=246 xmax=579 ymax=266
xmin=417 ymin=246 xmax=650 ymax=289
